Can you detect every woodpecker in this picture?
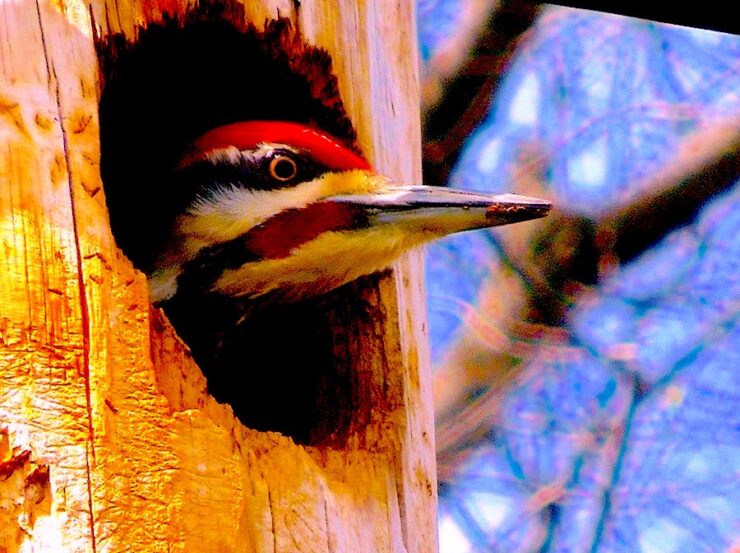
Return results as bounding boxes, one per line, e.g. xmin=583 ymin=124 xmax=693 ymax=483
xmin=149 ymin=120 xmax=551 ymax=308
xmin=140 ymin=120 xmax=550 ymax=431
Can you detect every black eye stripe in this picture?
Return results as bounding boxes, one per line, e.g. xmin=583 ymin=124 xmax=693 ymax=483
xmin=174 ymin=146 xmax=327 ymax=196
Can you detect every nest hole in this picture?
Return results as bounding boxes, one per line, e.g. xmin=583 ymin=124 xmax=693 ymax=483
xmin=96 ymin=5 xmax=371 ymax=445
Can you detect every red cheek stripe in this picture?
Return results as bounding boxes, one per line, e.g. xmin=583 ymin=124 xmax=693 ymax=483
xmin=242 ymin=202 xmax=367 ymax=259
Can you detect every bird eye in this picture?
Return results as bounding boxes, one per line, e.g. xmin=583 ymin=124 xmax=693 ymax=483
xmin=268 ymin=154 xmax=299 ymax=182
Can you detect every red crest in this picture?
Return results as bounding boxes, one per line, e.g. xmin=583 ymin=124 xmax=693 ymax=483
xmin=193 ymin=121 xmax=371 ymax=172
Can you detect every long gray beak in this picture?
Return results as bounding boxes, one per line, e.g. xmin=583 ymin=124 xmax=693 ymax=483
xmin=324 ymin=185 xmax=551 ymax=235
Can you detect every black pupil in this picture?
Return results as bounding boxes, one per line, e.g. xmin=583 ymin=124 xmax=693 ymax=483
xmin=273 ymin=157 xmax=296 ymax=180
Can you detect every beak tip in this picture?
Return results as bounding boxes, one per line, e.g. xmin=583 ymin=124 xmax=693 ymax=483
xmin=485 ymin=194 xmax=553 ymax=224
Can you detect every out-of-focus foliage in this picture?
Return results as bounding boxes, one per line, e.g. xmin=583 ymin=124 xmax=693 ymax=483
xmin=418 ymin=0 xmax=470 ymax=62
xmin=448 ymin=8 xmax=740 ymax=215
xmin=437 ymin=185 xmax=739 ymax=552
xmin=417 ymin=0 xmax=504 ymax=110
xmin=420 ymin=4 xmax=740 ymax=552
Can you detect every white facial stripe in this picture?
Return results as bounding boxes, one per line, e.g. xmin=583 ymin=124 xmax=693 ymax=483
xmin=205 ymin=143 xmax=300 ymax=165
xmin=252 ymin=143 xmax=300 ymax=156
xmin=203 ymin=146 xmax=243 ymax=166
xmin=181 ymin=143 xmax=301 ymax=171
xmin=173 ymin=170 xmax=386 ymax=254
xmin=177 ymin=179 xmax=329 ymax=252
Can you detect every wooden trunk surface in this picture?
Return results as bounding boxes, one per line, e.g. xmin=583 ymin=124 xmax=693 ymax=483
xmin=0 ymin=1 xmax=437 ymax=551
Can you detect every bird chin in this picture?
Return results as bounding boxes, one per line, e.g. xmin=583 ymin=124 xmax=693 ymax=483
xmin=211 ymin=226 xmax=432 ymax=303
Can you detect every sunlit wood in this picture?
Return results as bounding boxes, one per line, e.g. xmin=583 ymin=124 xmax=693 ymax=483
xmin=0 ymin=0 xmax=437 ymax=550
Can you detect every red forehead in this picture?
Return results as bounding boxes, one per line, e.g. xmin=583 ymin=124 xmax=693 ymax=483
xmin=193 ymin=121 xmax=371 ymax=172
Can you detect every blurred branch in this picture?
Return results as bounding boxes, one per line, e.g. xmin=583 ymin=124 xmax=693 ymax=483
xmin=601 ymin=117 xmax=740 ymax=263
xmin=436 ymin=327 xmax=577 ymax=483
xmin=422 ymin=0 xmax=542 ymax=188
xmin=434 ymin=119 xmax=740 ymax=471
xmin=510 ymin=117 xmax=740 ymax=324
xmin=421 ymin=0 xmax=501 ymax=110
xmin=426 ymin=3 xmax=740 ymax=484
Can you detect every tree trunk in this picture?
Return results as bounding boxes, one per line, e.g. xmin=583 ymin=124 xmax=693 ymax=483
xmin=0 ymin=1 xmax=437 ymax=551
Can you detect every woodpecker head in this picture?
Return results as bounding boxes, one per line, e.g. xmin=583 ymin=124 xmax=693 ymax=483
xmin=148 ymin=120 xmax=551 ymax=304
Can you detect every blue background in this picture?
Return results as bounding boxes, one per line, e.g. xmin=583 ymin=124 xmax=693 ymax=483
xmin=418 ymin=4 xmax=740 ymax=551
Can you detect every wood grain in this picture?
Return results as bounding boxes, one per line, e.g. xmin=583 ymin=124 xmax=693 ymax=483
xmin=0 ymin=0 xmax=436 ymax=551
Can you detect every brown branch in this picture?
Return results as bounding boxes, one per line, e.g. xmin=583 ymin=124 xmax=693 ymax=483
xmin=422 ymin=0 xmax=542 ymax=188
